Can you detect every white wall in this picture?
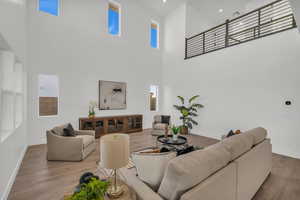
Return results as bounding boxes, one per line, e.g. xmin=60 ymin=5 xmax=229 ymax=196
xmin=0 ymin=0 xmax=27 ymax=199
xmin=163 ymin=2 xmax=300 ymax=158
xmin=27 ymin=0 xmax=163 ymax=145
xmin=290 ymin=0 xmax=300 ymax=33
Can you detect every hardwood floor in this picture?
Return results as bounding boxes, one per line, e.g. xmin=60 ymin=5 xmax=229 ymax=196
xmin=8 ymin=129 xmax=300 ymax=200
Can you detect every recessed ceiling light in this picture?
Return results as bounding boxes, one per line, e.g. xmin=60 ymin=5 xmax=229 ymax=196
xmin=163 ymin=0 xmax=167 ymax=3
xmin=219 ymin=9 xmax=223 ymax=13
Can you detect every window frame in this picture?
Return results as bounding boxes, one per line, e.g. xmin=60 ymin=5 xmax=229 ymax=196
xmin=108 ymin=0 xmax=122 ymax=37
xmin=149 ymin=85 xmax=159 ymax=112
xmin=150 ymin=21 xmax=160 ymax=49
xmin=38 ymin=74 xmax=60 ymax=118
xmin=37 ymin=0 xmax=61 ymax=16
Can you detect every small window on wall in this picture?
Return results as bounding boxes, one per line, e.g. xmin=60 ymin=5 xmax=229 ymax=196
xmin=151 ymin=22 xmax=159 ymax=48
xmin=39 ymin=0 xmax=59 ymax=16
xmin=150 ymin=85 xmax=159 ymax=111
xmin=38 ymin=74 xmax=59 ymax=117
xmin=108 ymin=2 xmax=121 ymax=36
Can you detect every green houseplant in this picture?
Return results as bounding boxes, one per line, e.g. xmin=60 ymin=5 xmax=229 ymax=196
xmin=65 ymin=178 xmax=109 ymax=200
xmin=171 ymin=125 xmax=180 ymax=141
xmin=173 ymin=95 xmax=204 ymax=135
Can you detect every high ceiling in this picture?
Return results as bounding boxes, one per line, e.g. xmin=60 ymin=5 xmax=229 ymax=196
xmin=137 ymin=0 xmax=187 ymax=17
xmin=138 ymin=0 xmax=275 ymax=20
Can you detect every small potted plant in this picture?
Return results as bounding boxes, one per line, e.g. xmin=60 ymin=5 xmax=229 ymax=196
xmin=88 ymin=101 xmax=97 ymax=119
xmin=171 ymin=125 xmax=180 ymax=141
xmin=64 ymin=177 xmax=109 ymax=200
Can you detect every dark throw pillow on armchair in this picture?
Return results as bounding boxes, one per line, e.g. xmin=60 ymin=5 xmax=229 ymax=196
xmin=63 ymin=123 xmax=76 ymax=137
xmin=161 ymin=116 xmax=170 ymax=125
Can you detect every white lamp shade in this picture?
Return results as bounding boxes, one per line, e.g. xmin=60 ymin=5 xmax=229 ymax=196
xmin=100 ymin=134 xmax=130 ymax=169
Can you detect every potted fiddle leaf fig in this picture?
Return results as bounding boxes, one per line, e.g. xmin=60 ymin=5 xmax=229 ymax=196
xmin=171 ymin=125 xmax=180 ymax=141
xmin=173 ymin=95 xmax=204 ymax=135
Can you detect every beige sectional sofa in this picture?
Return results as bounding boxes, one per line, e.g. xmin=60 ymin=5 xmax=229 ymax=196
xmin=122 ymin=127 xmax=272 ymax=200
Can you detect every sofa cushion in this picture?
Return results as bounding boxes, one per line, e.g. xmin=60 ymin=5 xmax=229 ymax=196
xmin=76 ymin=135 xmax=94 ymax=148
xmin=158 ymin=143 xmax=231 ymax=200
xmin=154 ymin=123 xmax=168 ymax=130
xmin=245 ymin=127 xmax=267 ymax=145
xmin=221 ymin=132 xmax=254 ymax=160
xmin=132 ymin=150 xmax=176 ymax=191
xmin=52 ymin=124 xmax=69 ymax=136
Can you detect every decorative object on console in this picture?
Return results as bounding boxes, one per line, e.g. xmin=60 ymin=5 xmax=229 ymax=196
xmin=99 ymin=80 xmax=126 ymax=110
xmin=173 ymin=95 xmax=204 ymax=135
xmin=88 ymin=101 xmax=97 ymax=119
xmin=171 ymin=125 xmax=180 ymax=141
xmin=100 ymin=134 xmax=130 ymax=198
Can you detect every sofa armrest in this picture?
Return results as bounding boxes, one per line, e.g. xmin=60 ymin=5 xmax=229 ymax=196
xmin=120 ymin=168 xmax=164 ymax=200
xmin=47 ymin=131 xmax=84 ymax=161
xmin=75 ymin=130 xmax=95 ymax=137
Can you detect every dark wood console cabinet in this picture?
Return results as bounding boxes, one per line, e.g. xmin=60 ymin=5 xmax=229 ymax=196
xmin=79 ymin=115 xmax=143 ymax=138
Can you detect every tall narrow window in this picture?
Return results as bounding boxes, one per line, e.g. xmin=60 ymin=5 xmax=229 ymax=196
xmin=150 ymin=85 xmax=159 ymax=111
xmin=108 ymin=2 xmax=121 ymax=36
xmin=38 ymin=75 xmax=59 ymax=117
xmin=39 ymin=0 xmax=59 ymax=16
xmin=151 ymin=23 xmax=159 ymax=48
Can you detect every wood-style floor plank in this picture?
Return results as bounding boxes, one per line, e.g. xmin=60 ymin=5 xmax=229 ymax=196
xmin=8 ymin=129 xmax=300 ymax=200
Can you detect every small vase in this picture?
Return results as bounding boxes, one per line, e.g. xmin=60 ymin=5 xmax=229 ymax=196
xmin=173 ymin=134 xmax=178 ymax=141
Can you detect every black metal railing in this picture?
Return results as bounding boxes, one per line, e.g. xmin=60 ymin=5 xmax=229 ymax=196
xmin=185 ymin=0 xmax=297 ymax=59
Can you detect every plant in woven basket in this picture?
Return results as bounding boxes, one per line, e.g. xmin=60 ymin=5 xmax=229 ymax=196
xmin=173 ymin=95 xmax=204 ymax=134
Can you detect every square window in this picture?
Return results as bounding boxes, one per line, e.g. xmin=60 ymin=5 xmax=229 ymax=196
xmin=39 ymin=0 xmax=59 ymax=16
xmin=108 ymin=3 xmax=120 ymax=36
xmin=151 ymin=23 xmax=159 ymax=48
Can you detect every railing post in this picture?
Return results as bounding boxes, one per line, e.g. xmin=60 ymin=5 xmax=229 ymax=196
xmin=258 ymin=10 xmax=261 ymax=36
xmin=203 ymin=33 xmax=205 ymax=54
xmin=293 ymin=16 xmax=297 ymax=28
xmin=185 ymin=38 xmax=188 ymax=59
xmin=225 ymin=19 xmax=229 ymax=47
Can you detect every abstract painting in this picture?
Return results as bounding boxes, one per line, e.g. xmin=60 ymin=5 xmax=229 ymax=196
xmin=99 ymin=80 xmax=127 ymax=110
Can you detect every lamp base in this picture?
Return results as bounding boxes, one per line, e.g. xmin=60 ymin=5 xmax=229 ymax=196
xmin=107 ymin=185 xmax=124 ymax=198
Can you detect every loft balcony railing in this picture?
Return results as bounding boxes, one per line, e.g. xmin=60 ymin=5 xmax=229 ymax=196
xmin=185 ymin=0 xmax=297 ymax=59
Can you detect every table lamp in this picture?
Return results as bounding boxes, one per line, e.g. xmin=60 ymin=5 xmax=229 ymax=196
xmin=100 ymin=134 xmax=129 ymax=198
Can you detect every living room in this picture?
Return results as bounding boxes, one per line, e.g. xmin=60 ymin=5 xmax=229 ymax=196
xmin=1 ymin=0 xmax=300 ymax=199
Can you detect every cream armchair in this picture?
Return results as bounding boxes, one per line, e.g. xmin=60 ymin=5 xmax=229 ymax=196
xmin=152 ymin=115 xmax=171 ymax=135
xmin=47 ymin=124 xmax=96 ymax=161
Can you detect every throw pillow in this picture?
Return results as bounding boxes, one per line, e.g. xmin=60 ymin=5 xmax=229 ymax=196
xmin=63 ymin=123 xmax=76 ymax=137
xmin=132 ymin=150 xmax=176 ymax=191
xmin=161 ymin=115 xmax=170 ymax=125
xmin=226 ymin=130 xmax=235 ymax=138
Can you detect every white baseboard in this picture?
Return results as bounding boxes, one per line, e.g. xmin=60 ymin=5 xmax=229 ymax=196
xmin=1 ymin=145 xmax=28 ymax=200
